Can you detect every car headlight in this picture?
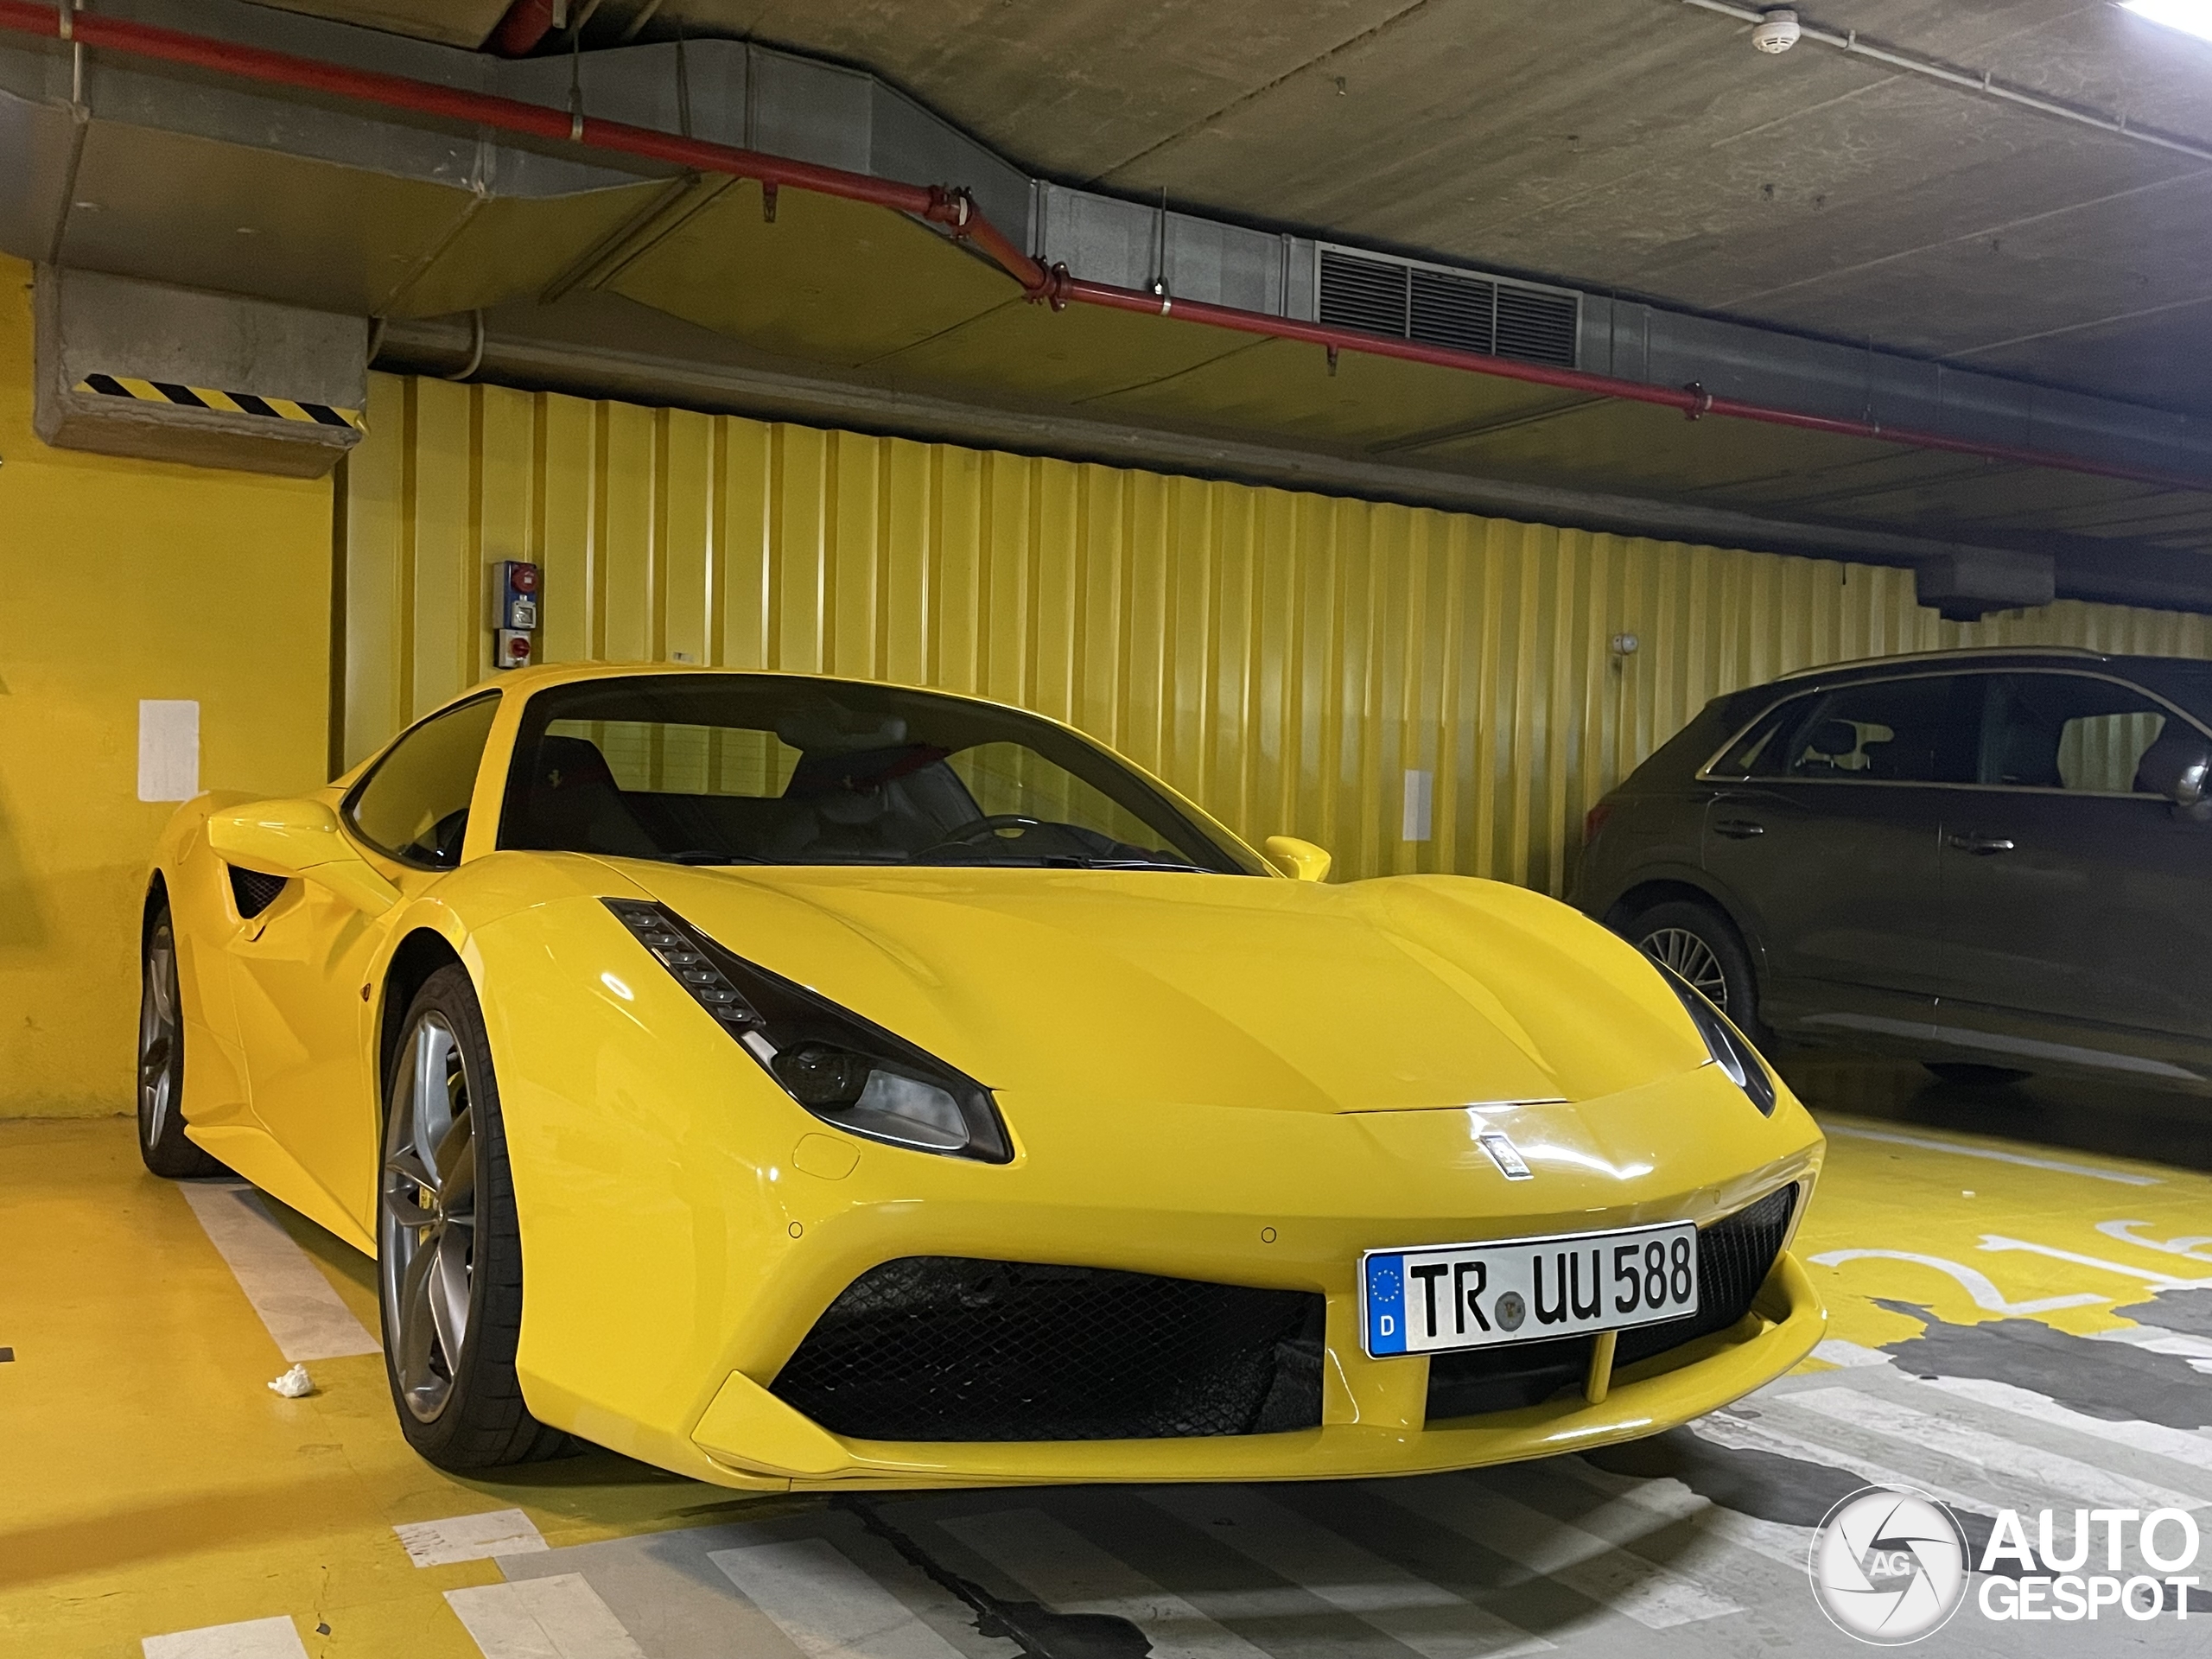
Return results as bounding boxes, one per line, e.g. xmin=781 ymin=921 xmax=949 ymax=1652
xmin=604 ymin=899 xmax=1013 ymax=1162
xmin=1651 ymin=962 xmax=1777 ymax=1116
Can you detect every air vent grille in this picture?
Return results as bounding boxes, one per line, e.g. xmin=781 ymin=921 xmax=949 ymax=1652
xmin=1319 ymin=246 xmax=1579 ymax=369
xmin=227 ymin=865 xmax=289 ymax=918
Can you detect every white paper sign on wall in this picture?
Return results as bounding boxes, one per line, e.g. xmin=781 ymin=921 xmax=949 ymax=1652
xmin=138 ymin=700 xmax=200 ymax=803
xmin=1402 ymin=768 xmax=1433 ymax=842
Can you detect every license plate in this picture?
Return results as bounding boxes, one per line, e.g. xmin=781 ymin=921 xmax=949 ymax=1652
xmin=1362 ymin=1221 xmax=1699 ymax=1357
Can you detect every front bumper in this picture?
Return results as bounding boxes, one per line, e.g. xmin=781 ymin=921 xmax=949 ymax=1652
xmin=687 ymin=1248 xmax=1824 ymax=1490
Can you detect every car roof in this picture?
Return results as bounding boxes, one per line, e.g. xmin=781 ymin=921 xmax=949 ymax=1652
xmin=1772 ymin=645 xmax=2115 ymax=681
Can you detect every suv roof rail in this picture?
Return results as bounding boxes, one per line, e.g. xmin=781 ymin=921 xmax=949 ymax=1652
xmin=1775 ymin=645 xmax=2108 ymax=682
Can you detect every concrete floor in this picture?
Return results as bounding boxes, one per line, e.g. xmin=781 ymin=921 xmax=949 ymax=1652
xmin=6 ymin=1056 xmax=2212 ymax=1657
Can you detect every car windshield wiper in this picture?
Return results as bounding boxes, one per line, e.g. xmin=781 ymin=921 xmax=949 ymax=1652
xmin=659 ymin=850 xmax=772 ymax=865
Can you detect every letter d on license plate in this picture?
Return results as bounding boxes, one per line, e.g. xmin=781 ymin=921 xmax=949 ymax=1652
xmin=1362 ymin=1221 xmax=1699 ymax=1357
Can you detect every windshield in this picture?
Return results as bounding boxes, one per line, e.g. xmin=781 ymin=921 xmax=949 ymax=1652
xmin=499 ymin=675 xmax=1262 ymax=874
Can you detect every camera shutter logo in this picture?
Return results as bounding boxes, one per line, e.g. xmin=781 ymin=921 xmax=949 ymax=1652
xmin=1808 ymin=1485 xmax=1971 ymax=1644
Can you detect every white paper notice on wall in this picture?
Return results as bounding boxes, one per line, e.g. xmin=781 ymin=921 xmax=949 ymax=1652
xmin=1402 ymin=768 xmax=1433 ymax=842
xmin=138 ymin=700 xmax=200 ymax=803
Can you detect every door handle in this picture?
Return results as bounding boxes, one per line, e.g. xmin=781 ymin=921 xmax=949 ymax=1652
xmin=1947 ymin=833 xmax=2016 ymax=855
xmin=1713 ymin=818 xmax=1765 ymax=839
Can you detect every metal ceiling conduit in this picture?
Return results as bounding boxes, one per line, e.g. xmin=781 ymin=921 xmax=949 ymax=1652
xmin=2 ymin=0 xmax=2209 ymax=499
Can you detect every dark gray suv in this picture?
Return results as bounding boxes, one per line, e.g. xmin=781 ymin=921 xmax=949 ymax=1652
xmin=1578 ymin=647 xmax=2212 ymax=1086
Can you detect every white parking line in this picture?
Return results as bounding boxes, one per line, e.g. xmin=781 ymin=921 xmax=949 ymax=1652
xmin=446 ymin=1574 xmax=645 ymax=1659
xmin=711 ymin=1538 xmax=968 ymax=1658
xmin=1979 ymin=1233 xmax=2212 ymax=1291
xmin=1689 ymin=1407 xmax=1999 ymax=1516
xmin=1807 ymin=1249 xmax=2108 ymax=1316
xmin=1142 ymin=1486 xmax=1552 ymax=1656
xmin=942 ymin=1509 xmax=1270 ymax=1658
xmin=1376 ymin=1478 xmax=1741 ymax=1629
xmin=1821 ymin=1124 xmax=2162 ymax=1185
xmin=142 ymin=1616 xmax=309 ymax=1658
xmin=395 ymin=1509 xmax=549 ymax=1567
xmin=1909 ymin=1373 xmax=2212 ymax=1478
xmin=1783 ymin=1387 xmax=2203 ymax=1510
xmin=177 ymin=1182 xmax=379 ymax=1362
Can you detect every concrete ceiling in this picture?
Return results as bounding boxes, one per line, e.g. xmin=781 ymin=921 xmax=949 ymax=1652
xmin=256 ymin=0 xmax=2212 ymax=416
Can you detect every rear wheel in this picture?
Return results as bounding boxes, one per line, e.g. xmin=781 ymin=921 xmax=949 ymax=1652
xmin=137 ymin=905 xmax=223 ymax=1179
xmin=1923 ymin=1061 xmax=2030 ymax=1087
xmin=1630 ymin=899 xmax=1762 ymax=1035
xmin=378 ymin=965 xmax=567 ymax=1470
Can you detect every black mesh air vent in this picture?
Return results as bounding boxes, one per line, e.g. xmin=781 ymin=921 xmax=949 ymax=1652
xmin=1495 ymin=284 xmax=1580 ymax=368
xmin=1317 ymin=249 xmax=1408 ymax=336
xmin=1425 ymin=1183 xmax=1797 ymax=1424
xmin=227 ymin=865 xmax=289 ymax=918
xmin=771 ymin=1257 xmax=1324 ymax=1442
xmin=1319 ymin=247 xmax=1578 ymax=368
xmin=1410 ymin=268 xmax=1497 ymax=355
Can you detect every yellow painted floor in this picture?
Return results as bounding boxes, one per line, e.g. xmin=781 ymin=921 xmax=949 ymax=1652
xmin=4 ymin=1067 xmax=2210 ymax=1656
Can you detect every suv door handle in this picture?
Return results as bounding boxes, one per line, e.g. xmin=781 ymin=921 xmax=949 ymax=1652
xmin=1947 ymin=833 xmax=2016 ymax=855
xmin=1713 ymin=818 xmax=1765 ymax=839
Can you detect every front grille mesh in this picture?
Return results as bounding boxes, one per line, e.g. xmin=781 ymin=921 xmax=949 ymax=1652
xmin=771 ymin=1257 xmax=1324 ymax=1443
xmin=1427 ymin=1183 xmax=1797 ymax=1422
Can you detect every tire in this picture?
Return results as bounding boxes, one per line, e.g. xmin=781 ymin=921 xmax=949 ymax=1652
xmin=1629 ymin=899 xmax=1763 ymax=1037
xmin=1923 ymin=1061 xmax=2030 ymax=1088
xmin=378 ymin=965 xmax=568 ymax=1470
xmin=137 ymin=903 xmax=225 ymax=1179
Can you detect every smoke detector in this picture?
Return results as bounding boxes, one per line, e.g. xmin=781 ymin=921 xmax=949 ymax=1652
xmin=1751 ymin=8 xmax=1802 ymax=52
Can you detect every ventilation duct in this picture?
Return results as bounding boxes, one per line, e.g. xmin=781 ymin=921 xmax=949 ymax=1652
xmin=1318 ymin=246 xmax=1580 ymax=369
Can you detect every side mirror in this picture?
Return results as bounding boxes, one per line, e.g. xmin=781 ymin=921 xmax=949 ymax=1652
xmin=2136 ymin=729 xmax=2212 ymax=823
xmin=207 ymin=798 xmax=401 ymax=915
xmin=1263 ymin=835 xmax=1332 ymax=882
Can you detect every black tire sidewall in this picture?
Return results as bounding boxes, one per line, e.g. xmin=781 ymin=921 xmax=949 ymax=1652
xmin=137 ymin=908 xmax=222 ymax=1179
xmin=379 ymin=963 xmax=552 ymax=1469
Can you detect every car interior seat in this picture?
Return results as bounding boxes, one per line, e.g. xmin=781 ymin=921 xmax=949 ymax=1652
xmin=515 ymin=734 xmax=661 ymax=856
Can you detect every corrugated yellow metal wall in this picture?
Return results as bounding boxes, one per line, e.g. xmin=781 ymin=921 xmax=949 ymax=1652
xmin=341 ymin=372 xmax=2212 ymax=895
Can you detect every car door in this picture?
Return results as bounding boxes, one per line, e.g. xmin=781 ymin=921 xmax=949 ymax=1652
xmin=1939 ymin=671 xmax=2212 ymax=1077
xmin=226 ymin=692 xmax=502 ymax=1236
xmin=1699 ymin=673 xmax=1979 ymax=1035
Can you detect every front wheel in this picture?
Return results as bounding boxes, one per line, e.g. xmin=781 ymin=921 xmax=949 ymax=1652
xmin=1629 ymin=899 xmax=1762 ymax=1036
xmin=378 ymin=965 xmax=567 ymax=1470
xmin=137 ymin=904 xmax=223 ymax=1179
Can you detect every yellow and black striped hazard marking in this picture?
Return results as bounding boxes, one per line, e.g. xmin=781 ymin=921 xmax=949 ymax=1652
xmin=73 ymin=374 xmax=362 ymax=429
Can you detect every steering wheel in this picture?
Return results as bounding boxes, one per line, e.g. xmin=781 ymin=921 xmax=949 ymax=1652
xmin=914 ymin=815 xmax=1047 ymax=858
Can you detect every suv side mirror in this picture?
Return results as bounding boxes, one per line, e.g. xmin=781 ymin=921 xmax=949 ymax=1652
xmin=1263 ymin=835 xmax=1332 ymax=882
xmin=208 ymin=798 xmax=402 ymax=914
xmin=2136 ymin=728 xmax=2212 ymax=822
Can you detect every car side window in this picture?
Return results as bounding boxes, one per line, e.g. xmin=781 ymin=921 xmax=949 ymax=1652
xmin=1980 ymin=673 xmax=2171 ymax=794
xmin=1774 ymin=676 xmax=1978 ymax=784
xmin=345 ymin=694 xmax=501 ymax=868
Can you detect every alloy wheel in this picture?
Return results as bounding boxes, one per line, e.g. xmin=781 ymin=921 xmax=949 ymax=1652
xmin=380 ymin=1013 xmax=479 ymax=1423
xmin=138 ymin=925 xmax=178 ymax=1146
xmin=1643 ymin=925 xmax=1729 ymax=1005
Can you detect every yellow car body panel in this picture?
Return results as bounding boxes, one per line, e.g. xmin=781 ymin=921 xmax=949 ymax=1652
xmin=148 ymin=663 xmax=1825 ymax=1491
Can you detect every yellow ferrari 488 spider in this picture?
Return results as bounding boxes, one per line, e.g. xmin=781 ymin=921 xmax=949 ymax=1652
xmin=141 ymin=664 xmax=1823 ymax=1490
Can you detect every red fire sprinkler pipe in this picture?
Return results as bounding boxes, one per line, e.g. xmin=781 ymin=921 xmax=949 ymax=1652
xmin=487 ymin=0 xmax=558 ymax=58
xmin=3 ymin=0 xmax=2205 ymax=497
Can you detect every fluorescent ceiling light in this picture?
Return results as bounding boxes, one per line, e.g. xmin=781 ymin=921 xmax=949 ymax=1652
xmin=2122 ymin=0 xmax=2212 ymax=44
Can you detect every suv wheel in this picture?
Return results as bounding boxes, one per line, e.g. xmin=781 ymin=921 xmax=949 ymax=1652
xmin=1630 ymin=899 xmax=1761 ymax=1034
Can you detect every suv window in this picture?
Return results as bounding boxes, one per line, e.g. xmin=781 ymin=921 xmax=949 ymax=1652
xmin=345 ymin=694 xmax=500 ymax=868
xmin=1717 ymin=676 xmax=1979 ymax=784
xmin=1980 ymin=672 xmax=2171 ymax=794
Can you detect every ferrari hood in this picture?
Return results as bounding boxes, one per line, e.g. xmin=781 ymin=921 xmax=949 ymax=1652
xmin=598 ymin=862 xmax=1711 ymax=1114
